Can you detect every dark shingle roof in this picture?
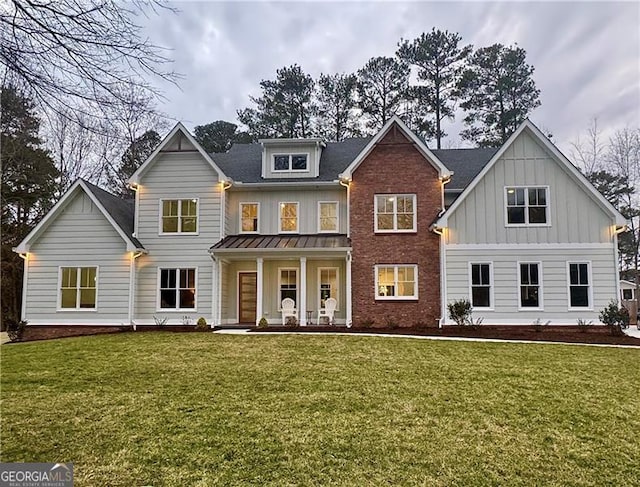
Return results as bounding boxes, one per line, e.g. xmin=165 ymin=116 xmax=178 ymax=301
xmin=82 ymin=180 xmax=144 ymax=249
xmin=213 ymin=137 xmax=372 ymax=183
xmin=432 ymin=148 xmax=499 ymax=190
xmin=211 ymin=234 xmax=350 ymax=251
xmin=213 ymin=139 xmax=498 ymax=190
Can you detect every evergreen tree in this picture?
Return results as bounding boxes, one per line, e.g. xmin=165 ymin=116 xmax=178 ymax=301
xmin=237 ymin=64 xmax=315 ymax=139
xmin=108 ymin=130 xmax=161 ymax=198
xmin=458 ymin=44 xmax=541 ymax=147
xmin=315 ymin=73 xmax=360 ymax=142
xmin=194 ymin=121 xmax=252 ymax=153
xmin=1 ymin=86 xmax=58 ymax=326
xmin=357 ymin=56 xmax=410 ymax=132
xmin=397 ymin=29 xmax=471 ymax=148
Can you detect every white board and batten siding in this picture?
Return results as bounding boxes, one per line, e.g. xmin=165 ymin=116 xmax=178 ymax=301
xmin=134 ymin=145 xmax=221 ymax=324
xmin=226 ymin=188 xmax=347 ymax=235
xmin=25 ymin=191 xmax=131 ymax=324
xmin=444 ymin=130 xmax=618 ymax=324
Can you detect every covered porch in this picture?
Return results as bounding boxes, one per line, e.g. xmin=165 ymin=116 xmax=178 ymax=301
xmin=210 ymin=235 xmax=352 ymax=326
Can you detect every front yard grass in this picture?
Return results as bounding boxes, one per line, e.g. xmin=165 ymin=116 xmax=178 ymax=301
xmin=1 ymin=333 xmax=639 ymax=486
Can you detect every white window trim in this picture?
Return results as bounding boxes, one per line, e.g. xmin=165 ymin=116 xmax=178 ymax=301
xmin=517 ymin=261 xmax=544 ymax=311
xmin=158 ymin=198 xmax=200 ymax=235
xmin=318 ymin=267 xmax=340 ymax=311
xmin=57 ymin=266 xmax=99 ymax=312
xmin=317 ymin=201 xmax=339 ymax=233
xmin=272 ymin=153 xmax=310 ymax=173
xmin=277 ymin=267 xmax=299 ymax=311
xmin=374 ymin=194 xmax=417 ymax=233
xmin=374 ymin=264 xmax=419 ymax=300
xmin=239 ymin=202 xmax=260 ymax=234
xmin=468 ymin=262 xmax=494 ymax=311
xmin=156 ymin=267 xmax=198 ymax=312
xmin=566 ymin=261 xmax=593 ymax=311
xmin=279 ymin=201 xmax=299 ymax=233
xmin=504 ymin=186 xmax=551 ymax=228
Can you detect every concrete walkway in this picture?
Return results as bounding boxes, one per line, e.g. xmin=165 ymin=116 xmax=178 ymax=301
xmin=214 ymin=328 xmax=640 ymax=349
xmin=624 ymin=326 xmax=640 ymax=339
xmin=1 ymin=332 xmax=9 ymax=344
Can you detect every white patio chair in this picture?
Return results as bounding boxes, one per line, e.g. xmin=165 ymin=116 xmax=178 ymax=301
xmin=281 ymin=298 xmax=298 ymax=325
xmin=317 ymin=297 xmax=337 ymax=325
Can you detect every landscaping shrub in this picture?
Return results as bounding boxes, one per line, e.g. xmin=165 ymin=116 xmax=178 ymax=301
xmin=358 ymin=318 xmax=375 ymax=329
xmin=599 ymin=300 xmax=629 ymax=336
xmin=195 ymin=317 xmax=208 ymax=331
xmin=153 ymin=316 xmax=168 ymax=327
xmin=258 ymin=317 xmax=268 ymax=328
xmin=6 ymin=319 xmax=27 ymax=342
xmin=285 ymin=316 xmax=298 ymax=327
xmin=577 ymin=319 xmax=593 ymax=333
xmin=447 ymin=299 xmax=472 ymax=326
xmin=532 ymin=319 xmax=551 ymax=332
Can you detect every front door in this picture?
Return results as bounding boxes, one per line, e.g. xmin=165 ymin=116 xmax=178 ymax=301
xmin=238 ymin=272 xmax=257 ymax=324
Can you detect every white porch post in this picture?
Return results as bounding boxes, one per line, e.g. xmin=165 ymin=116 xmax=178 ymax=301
xmin=299 ymin=257 xmax=307 ymax=325
xmin=211 ymin=257 xmax=218 ymax=327
xmin=216 ymin=259 xmax=223 ymax=326
xmin=346 ymin=251 xmax=352 ymax=327
xmin=256 ymin=257 xmax=264 ymax=326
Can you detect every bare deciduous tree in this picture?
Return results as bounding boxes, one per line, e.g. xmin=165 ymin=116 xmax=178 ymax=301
xmin=570 ymin=118 xmax=606 ymax=175
xmin=0 ymin=0 xmax=178 ymax=124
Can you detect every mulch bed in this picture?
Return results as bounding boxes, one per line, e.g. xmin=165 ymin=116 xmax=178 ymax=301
xmin=251 ymin=325 xmax=640 ymax=346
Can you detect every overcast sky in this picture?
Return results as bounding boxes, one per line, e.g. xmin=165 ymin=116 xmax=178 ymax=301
xmin=143 ymin=1 xmax=640 ymax=155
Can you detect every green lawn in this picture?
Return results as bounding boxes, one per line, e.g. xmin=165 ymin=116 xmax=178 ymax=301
xmin=1 ymin=333 xmax=639 ymax=486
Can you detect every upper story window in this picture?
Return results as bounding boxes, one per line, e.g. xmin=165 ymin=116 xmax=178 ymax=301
xmin=318 ymin=202 xmax=338 ymax=233
xmin=59 ymin=266 xmax=97 ymax=310
xmin=505 ymin=187 xmax=548 ymax=226
xmin=240 ymin=202 xmax=259 ymax=233
xmin=279 ymin=202 xmax=299 ymax=233
xmin=375 ymin=194 xmax=416 ymax=232
xmin=273 ymin=154 xmax=308 ymax=172
xmin=161 ymin=199 xmax=198 ymax=234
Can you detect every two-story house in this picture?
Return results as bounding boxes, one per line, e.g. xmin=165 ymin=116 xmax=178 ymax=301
xmin=14 ymin=117 xmax=627 ymax=330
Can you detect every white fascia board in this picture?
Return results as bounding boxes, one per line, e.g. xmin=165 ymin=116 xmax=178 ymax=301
xmin=128 ymin=122 xmax=229 ymax=185
xmin=436 ymin=120 xmax=629 ymax=228
xmin=14 ymin=180 xmax=143 ymax=253
xmin=339 ymin=115 xmax=452 ymax=180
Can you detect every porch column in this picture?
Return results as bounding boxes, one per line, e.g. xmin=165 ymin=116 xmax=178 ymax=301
xmin=299 ymin=257 xmax=307 ymax=325
xmin=346 ymin=251 xmax=352 ymax=327
xmin=256 ymin=257 xmax=264 ymax=326
xmin=211 ymin=257 xmax=218 ymax=327
xmin=217 ymin=259 xmax=223 ymax=326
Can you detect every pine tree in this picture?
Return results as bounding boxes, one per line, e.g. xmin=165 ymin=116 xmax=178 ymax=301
xmin=315 ymin=73 xmax=360 ymax=141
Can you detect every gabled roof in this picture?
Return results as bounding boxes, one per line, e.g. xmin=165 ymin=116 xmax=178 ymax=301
xmin=128 ymin=122 xmax=228 ymax=185
xmin=339 ymin=115 xmax=452 ymax=180
xmin=14 ymin=179 xmax=144 ymax=253
xmin=435 ymin=119 xmax=629 ymax=228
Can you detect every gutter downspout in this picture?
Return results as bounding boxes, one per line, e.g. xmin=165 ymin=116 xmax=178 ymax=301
xmin=339 ymin=179 xmax=351 ymax=238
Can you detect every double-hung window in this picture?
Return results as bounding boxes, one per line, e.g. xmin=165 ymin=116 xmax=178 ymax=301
xmin=568 ymin=262 xmax=592 ymax=309
xmin=318 ymin=268 xmax=339 ymax=308
xmin=279 ymin=269 xmax=298 ymax=306
xmin=273 ymin=154 xmax=308 ymax=172
xmin=470 ymin=263 xmax=492 ymax=309
xmin=505 ymin=187 xmax=548 ymax=225
xmin=375 ymin=194 xmax=416 ymax=232
xmin=518 ymin=262 xmax=542 ymax=309
xmin=240 ymin=203 xmax=259 ymax=233
xmin=375 ymin=265 xmax=418 ymax=300
xmin=279 ymin=202 xmax=299 ymax=233
xmin=318 ymin=202 xmax=338 ymax=232
xmin=59 ymin=267 xmax=97 ymax=310
xmin=159 ymin=268 xmax=196 ymax=310
xmin=161 ymin=199 xmax=198 ymax=234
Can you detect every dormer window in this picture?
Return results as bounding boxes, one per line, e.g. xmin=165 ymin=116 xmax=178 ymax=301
xmin=273 ymin=154 xmax=308 ymax=172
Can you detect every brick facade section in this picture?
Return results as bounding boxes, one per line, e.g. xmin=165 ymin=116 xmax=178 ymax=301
xmin=350 ymin=125 xmax=442 ymax=327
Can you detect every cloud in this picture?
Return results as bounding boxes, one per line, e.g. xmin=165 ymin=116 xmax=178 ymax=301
xmin=142 ymin=1 xmax=639 ymax=153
